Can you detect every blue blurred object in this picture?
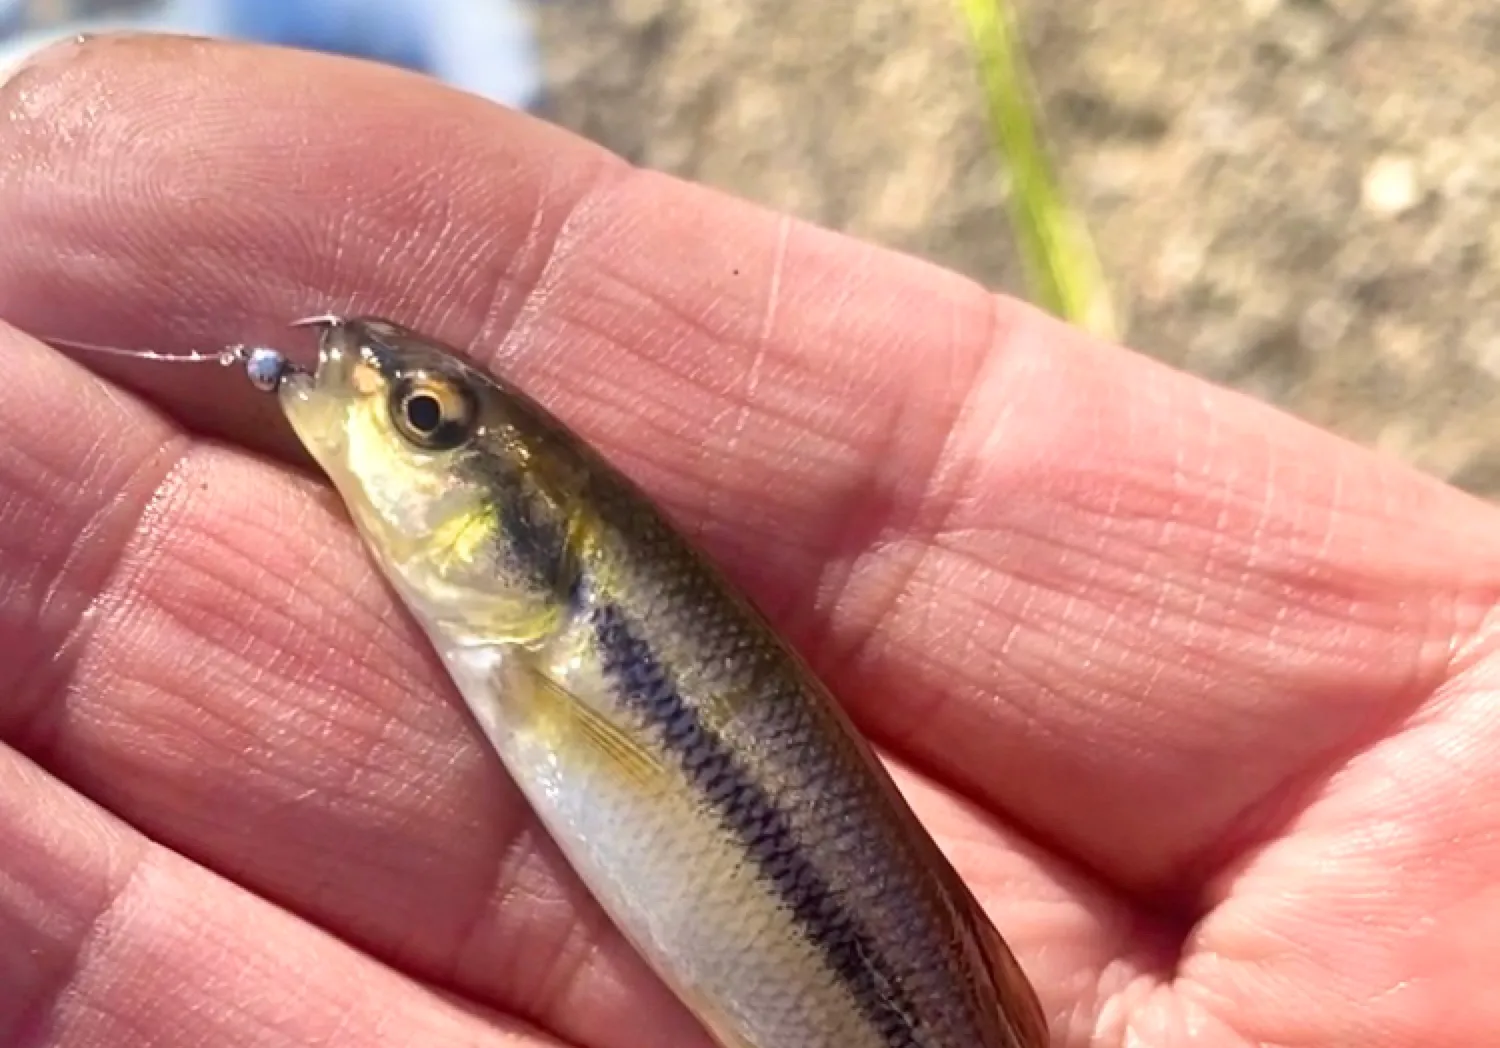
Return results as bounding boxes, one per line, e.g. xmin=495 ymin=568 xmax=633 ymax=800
xmin=0 ymin=0 xmax=544 ymax=110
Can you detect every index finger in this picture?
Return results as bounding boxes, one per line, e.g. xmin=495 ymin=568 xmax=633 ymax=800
xmin=2 ymin=31 xmax=1499 ymax=905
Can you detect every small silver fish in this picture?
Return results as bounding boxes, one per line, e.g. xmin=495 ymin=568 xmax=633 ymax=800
xmin=263 ymin=315 xmax=1050 ymax=1048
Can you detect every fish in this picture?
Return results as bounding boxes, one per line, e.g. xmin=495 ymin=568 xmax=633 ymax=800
xmin=269 ymin=314 xmax=1050 ymax=1048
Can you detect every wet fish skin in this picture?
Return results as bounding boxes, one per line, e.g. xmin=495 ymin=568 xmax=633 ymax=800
xmin=274 ymin=315 xmax=1049 ymax=1048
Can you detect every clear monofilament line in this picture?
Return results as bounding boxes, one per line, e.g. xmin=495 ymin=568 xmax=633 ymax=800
xmin=41 ymin=334 xmax=249 ymax=367
xmin=38 ymin=332 xmax=300 ymax=394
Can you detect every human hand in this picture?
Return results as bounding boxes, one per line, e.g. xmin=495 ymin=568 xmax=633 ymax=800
xmin=0 ymin=34 xmax=1493 ymax=1048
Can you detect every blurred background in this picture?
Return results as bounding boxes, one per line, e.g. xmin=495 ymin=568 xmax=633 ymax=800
xmin=4 ymin=0 xmax=1498 ymax=498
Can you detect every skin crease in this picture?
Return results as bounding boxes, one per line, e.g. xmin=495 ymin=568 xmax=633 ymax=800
xmin=0 ymin=32 xmax=1496 ymax=1048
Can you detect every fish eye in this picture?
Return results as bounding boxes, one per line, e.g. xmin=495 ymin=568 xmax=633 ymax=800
xmin=405 ymin=392 xmax=442 ymax=432
xmin=389 ymin=371 xmax=478 ymax=451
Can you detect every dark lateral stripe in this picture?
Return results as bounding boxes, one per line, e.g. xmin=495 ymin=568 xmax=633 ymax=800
xmin=590 ymin=599 xmax=921 ymax=1046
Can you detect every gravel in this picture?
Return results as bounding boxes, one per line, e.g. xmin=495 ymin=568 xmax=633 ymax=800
xmin=532 ymin=0 xmax=1500 ymax=497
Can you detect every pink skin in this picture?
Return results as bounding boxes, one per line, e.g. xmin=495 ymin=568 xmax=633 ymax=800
xmin=0 ymin=33 xmax=1494 ymax=1048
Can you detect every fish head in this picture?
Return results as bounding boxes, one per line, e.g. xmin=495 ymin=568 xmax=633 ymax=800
xmin=277 ymin=315 xmax=581 ymax=645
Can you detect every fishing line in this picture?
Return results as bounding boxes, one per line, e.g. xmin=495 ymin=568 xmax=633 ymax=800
xmin=40 ymin=333 xmax=301 ymax=392
xmin=43 ymin=333 xmax=251 ymax=367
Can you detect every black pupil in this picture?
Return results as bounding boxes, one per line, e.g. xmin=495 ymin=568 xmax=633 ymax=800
xmin=404 ymin=392 xmax=443 ymax=434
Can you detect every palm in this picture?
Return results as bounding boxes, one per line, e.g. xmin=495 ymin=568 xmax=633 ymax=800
xmin=1 ymin=35 xmax=1494 ymax=1048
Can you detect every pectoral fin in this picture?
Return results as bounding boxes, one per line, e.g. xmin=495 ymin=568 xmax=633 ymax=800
xmin=497 ymin=657 xmax=667 ymax=786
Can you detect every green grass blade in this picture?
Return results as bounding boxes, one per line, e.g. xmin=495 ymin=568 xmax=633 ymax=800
xmin=957 ymin=0 xmax=1119 ymax=339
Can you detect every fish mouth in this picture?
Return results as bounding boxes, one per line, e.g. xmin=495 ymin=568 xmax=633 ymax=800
xmin=276 ymin=319 xmax=367 ymax=468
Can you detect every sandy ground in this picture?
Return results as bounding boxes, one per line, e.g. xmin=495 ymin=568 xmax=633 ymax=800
xmin=532 ymin=0 xmax=1500 ymax=497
